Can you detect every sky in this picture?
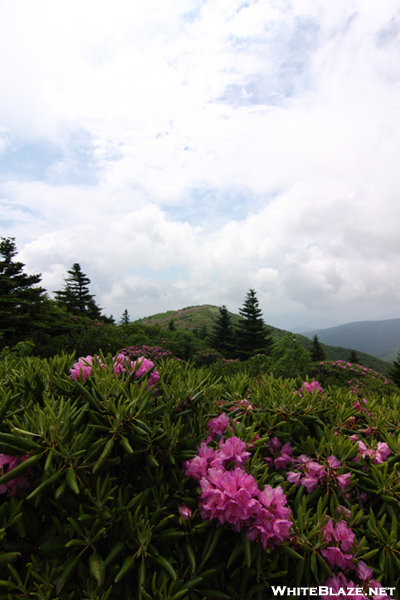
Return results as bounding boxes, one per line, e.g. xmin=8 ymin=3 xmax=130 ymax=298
xmin=1 ymin=0 xmax=400 ymax=331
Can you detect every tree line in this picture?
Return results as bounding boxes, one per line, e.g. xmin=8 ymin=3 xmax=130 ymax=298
xmin=2 ymin=236 xmax=400 ymax=386
xmin=0 ymin=237 xmax=272 ymax=361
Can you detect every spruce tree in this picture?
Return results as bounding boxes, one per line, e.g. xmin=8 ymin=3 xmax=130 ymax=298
xmin=348 ymin=349 xmax=360 ymax=364
xmin=0 ymin=237 xmax=46 ymax=347
xmin=310 ymin=335 xmax=326 ymax=362
xmin=235 ymin=289 xmax=272 ymax=360
xmin=209 ymin=305 xmax=234 ymax=356
xmin=389 ymin=350 xmax=400 ymax=388
xmin=54 ymin=263 xmax=102 ymax=319
xmin=120 ymin=309 xmax=130 ymax=325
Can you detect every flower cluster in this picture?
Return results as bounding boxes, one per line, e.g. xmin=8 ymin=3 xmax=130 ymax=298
xmin=264 ymin=437 xmax=293 ymax=470
xmin=70 ymin=354 xmax=159 ymax=387
xmin=355 ymin=439 xmax=391 ymax=465
xmin=121 ymin=344 xmax=174 ymax=363
xmin=184 ymin=415 xmax=292 ymax=550
xmin=287 ymin=454 xmax=351 ymax=493
xmin=0 ymin=454 xmax=31 ymax=498
xmin=295 ymin=380 xmax=323 ymax=397
xmin=318 ymin=517 xmax=391 ymax=599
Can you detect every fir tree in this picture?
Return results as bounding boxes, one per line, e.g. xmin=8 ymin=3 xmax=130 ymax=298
xmin=389 ymin=349 xmax=400 ymax=388
xmin=310 ymin=335 xmax=326 ymax=362
xmin=0 ymin=237 xmax=46 ymax=347
xmin=209 ymin=305 xmax=234 ymax=356
xmin=120 ymin=309 xmax=130 ymax=325
xmin=348 ymin=349 xmax=360 ymax=364
xmin=54 ymin=263 xmax=102 ymax=319
xmin=235 ymin=289 xmax=273 ymax=360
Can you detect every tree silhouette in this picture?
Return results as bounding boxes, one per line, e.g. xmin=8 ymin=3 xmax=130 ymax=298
xmin=235 ymin=289 xmax=273 ymax=360
xmin=389 ymin=350 xmax=400 ymax=388
xmin=119 ymin=309 xmax=130 ymax=325
xmin=209 ymin=305 xmax=234 ymax=356
xmin=54 ymin=263 xmax=102 ymax=319
xmin=348 ymin=349 xmax=360 ymax=364
xmin=0 ymin=237 xmax=46 ymax=347
xmin=310 ymin=335 xmax=326 ymax=362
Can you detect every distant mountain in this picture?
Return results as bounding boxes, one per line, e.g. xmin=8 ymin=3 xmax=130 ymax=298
xmin=304 ymin=318 xmax=400 ymax=362
xmin=135 ymin=305 xmax=393 ymax=375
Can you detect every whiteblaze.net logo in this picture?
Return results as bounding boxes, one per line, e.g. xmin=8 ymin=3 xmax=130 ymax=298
xmin=271 ymin=586 xmax=396 ymax=597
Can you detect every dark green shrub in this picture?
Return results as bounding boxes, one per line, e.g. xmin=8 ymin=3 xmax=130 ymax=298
xmin=0 ymin=356 xmax=400 ymax=599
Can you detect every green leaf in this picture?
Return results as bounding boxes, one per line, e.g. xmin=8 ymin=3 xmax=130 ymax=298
xmin=93 ymin=438 xmax=114 ymax=474
xmin=0 ymin=453 xmax=42 ymax=485
xmin=26 ymin=470 xmax=63 ymax=501
xmin=89 ymin=552 xmax=105 ymax=587
xmin=114 ymin=555 xmax=136 ymax=583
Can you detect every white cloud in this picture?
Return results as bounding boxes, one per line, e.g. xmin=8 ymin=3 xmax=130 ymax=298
xmin=1 ymin=0 xmax=400 ymax=328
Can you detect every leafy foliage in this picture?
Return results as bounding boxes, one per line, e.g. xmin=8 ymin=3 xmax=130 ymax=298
xmin=1 ymin=354 xmax=400 ymax=598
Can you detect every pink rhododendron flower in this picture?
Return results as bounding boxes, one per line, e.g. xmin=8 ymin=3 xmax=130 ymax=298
xmin=265 ymin=438 xmax=293 ymax=470
xmin=0 ymin=454 xmax=31 ymax=498
xmin=211 ymin=437 xmax=250 ymax=468
xmin=356 ymin=440 xmax=391 ymax=464
xmin=321 ymin=547 xmax=354 ymax=570
xmin=206 ymin=413 xmax=231 ymax=439
xmin=178 ymin=503 xmax=192 ymax=520
xmin=320 ymin=573 xmax=368 ymax=600
xmin=355 ymin=560 xmax=373 ymax=581
xmin=70 ymin=355 xmax=102 ymax=380
xmin=286 ymin=471 xmax=302 ymax=486
xmin=183 ymin=442 xmax=216 ymax=480
xmin=327 ymin=455 xmax=341 ymax=469
xmin=199 ymin=467 xmax=260 ymax=532
xmin=246 ymin=485 xmax=292 ymax=549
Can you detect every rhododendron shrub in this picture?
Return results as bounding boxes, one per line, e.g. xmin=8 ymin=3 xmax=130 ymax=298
xmin=1 ymin=355 xmax=400 ymax=599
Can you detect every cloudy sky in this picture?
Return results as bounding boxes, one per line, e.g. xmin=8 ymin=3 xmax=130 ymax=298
xmin=1 ymin=0 xmax=400 ymax=330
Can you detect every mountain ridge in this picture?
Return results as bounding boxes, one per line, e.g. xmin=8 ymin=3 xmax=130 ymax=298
xmin=135 ymin=305 xmax=394 ymax=375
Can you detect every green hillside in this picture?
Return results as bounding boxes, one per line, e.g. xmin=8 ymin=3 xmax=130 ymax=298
xmin=135 ymin=304 xmax=393 ymax=375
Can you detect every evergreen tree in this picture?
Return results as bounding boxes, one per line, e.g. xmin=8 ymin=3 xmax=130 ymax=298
xmin=348 ymin=349 xmax=360 ymax=364
xmin=234 ymin=289 xmax=273 ymax=360
xmin=209 ymin=305 xmax=234 ymax=356
xmin=389 ymin=349 xmax=400 ymax=388
xmin=0 ymin=237 xmax=46 ymax=347
xmin=310 ymin=335 xmax=326 ymax=362
xmin=119 ymin=309 xmax=130 ymax=325
xmin=54 ymin=263 xmax=102 ymax=319
xmin=347 ymin=350 xmax=360 ymax=364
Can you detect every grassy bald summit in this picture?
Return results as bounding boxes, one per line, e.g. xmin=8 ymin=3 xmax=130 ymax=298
xmin=136 ymin=304 xmax=393 ymax=375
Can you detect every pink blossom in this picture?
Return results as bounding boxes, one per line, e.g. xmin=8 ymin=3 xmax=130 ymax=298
xmin=321 ymin=547 xmax=354 ymax=570
xmin=199 ymin=467 xmax=260 ymax=532
xmin=183 ymin=442 xmax=216 ymax=480
xmin=207 ymin=414 xmax=230 ymax=440
xmin=357 ymin=440 xmax=391 ymax=464
xmin=336 ymin=473 xmax=351 ymax=492
xmin=320 ymin=573 xmax=368 ymax=600
xmin=333 ymin=520 xmax=354 ymax=551
xmin=211 ymin=437 xmax=250 ymax=468
xmin=327 ymin=455 xmax=341 ymax=469
xmin=70 ymin=355 xmax=98 ymax=380
xmin=337 ymin=506 xmax=351 ymax=519
xmin=287 ymin=471 xmax=302 ymax=486
xmin=178 ymin=504 xmax=192 ymax=521
xmin=355 ymin=560 xmax=373 ymax=581
xmin=246 ymin=485 xmax=292 ymax=549
xmin=0 ymin=454 xmax=31 ymax=498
